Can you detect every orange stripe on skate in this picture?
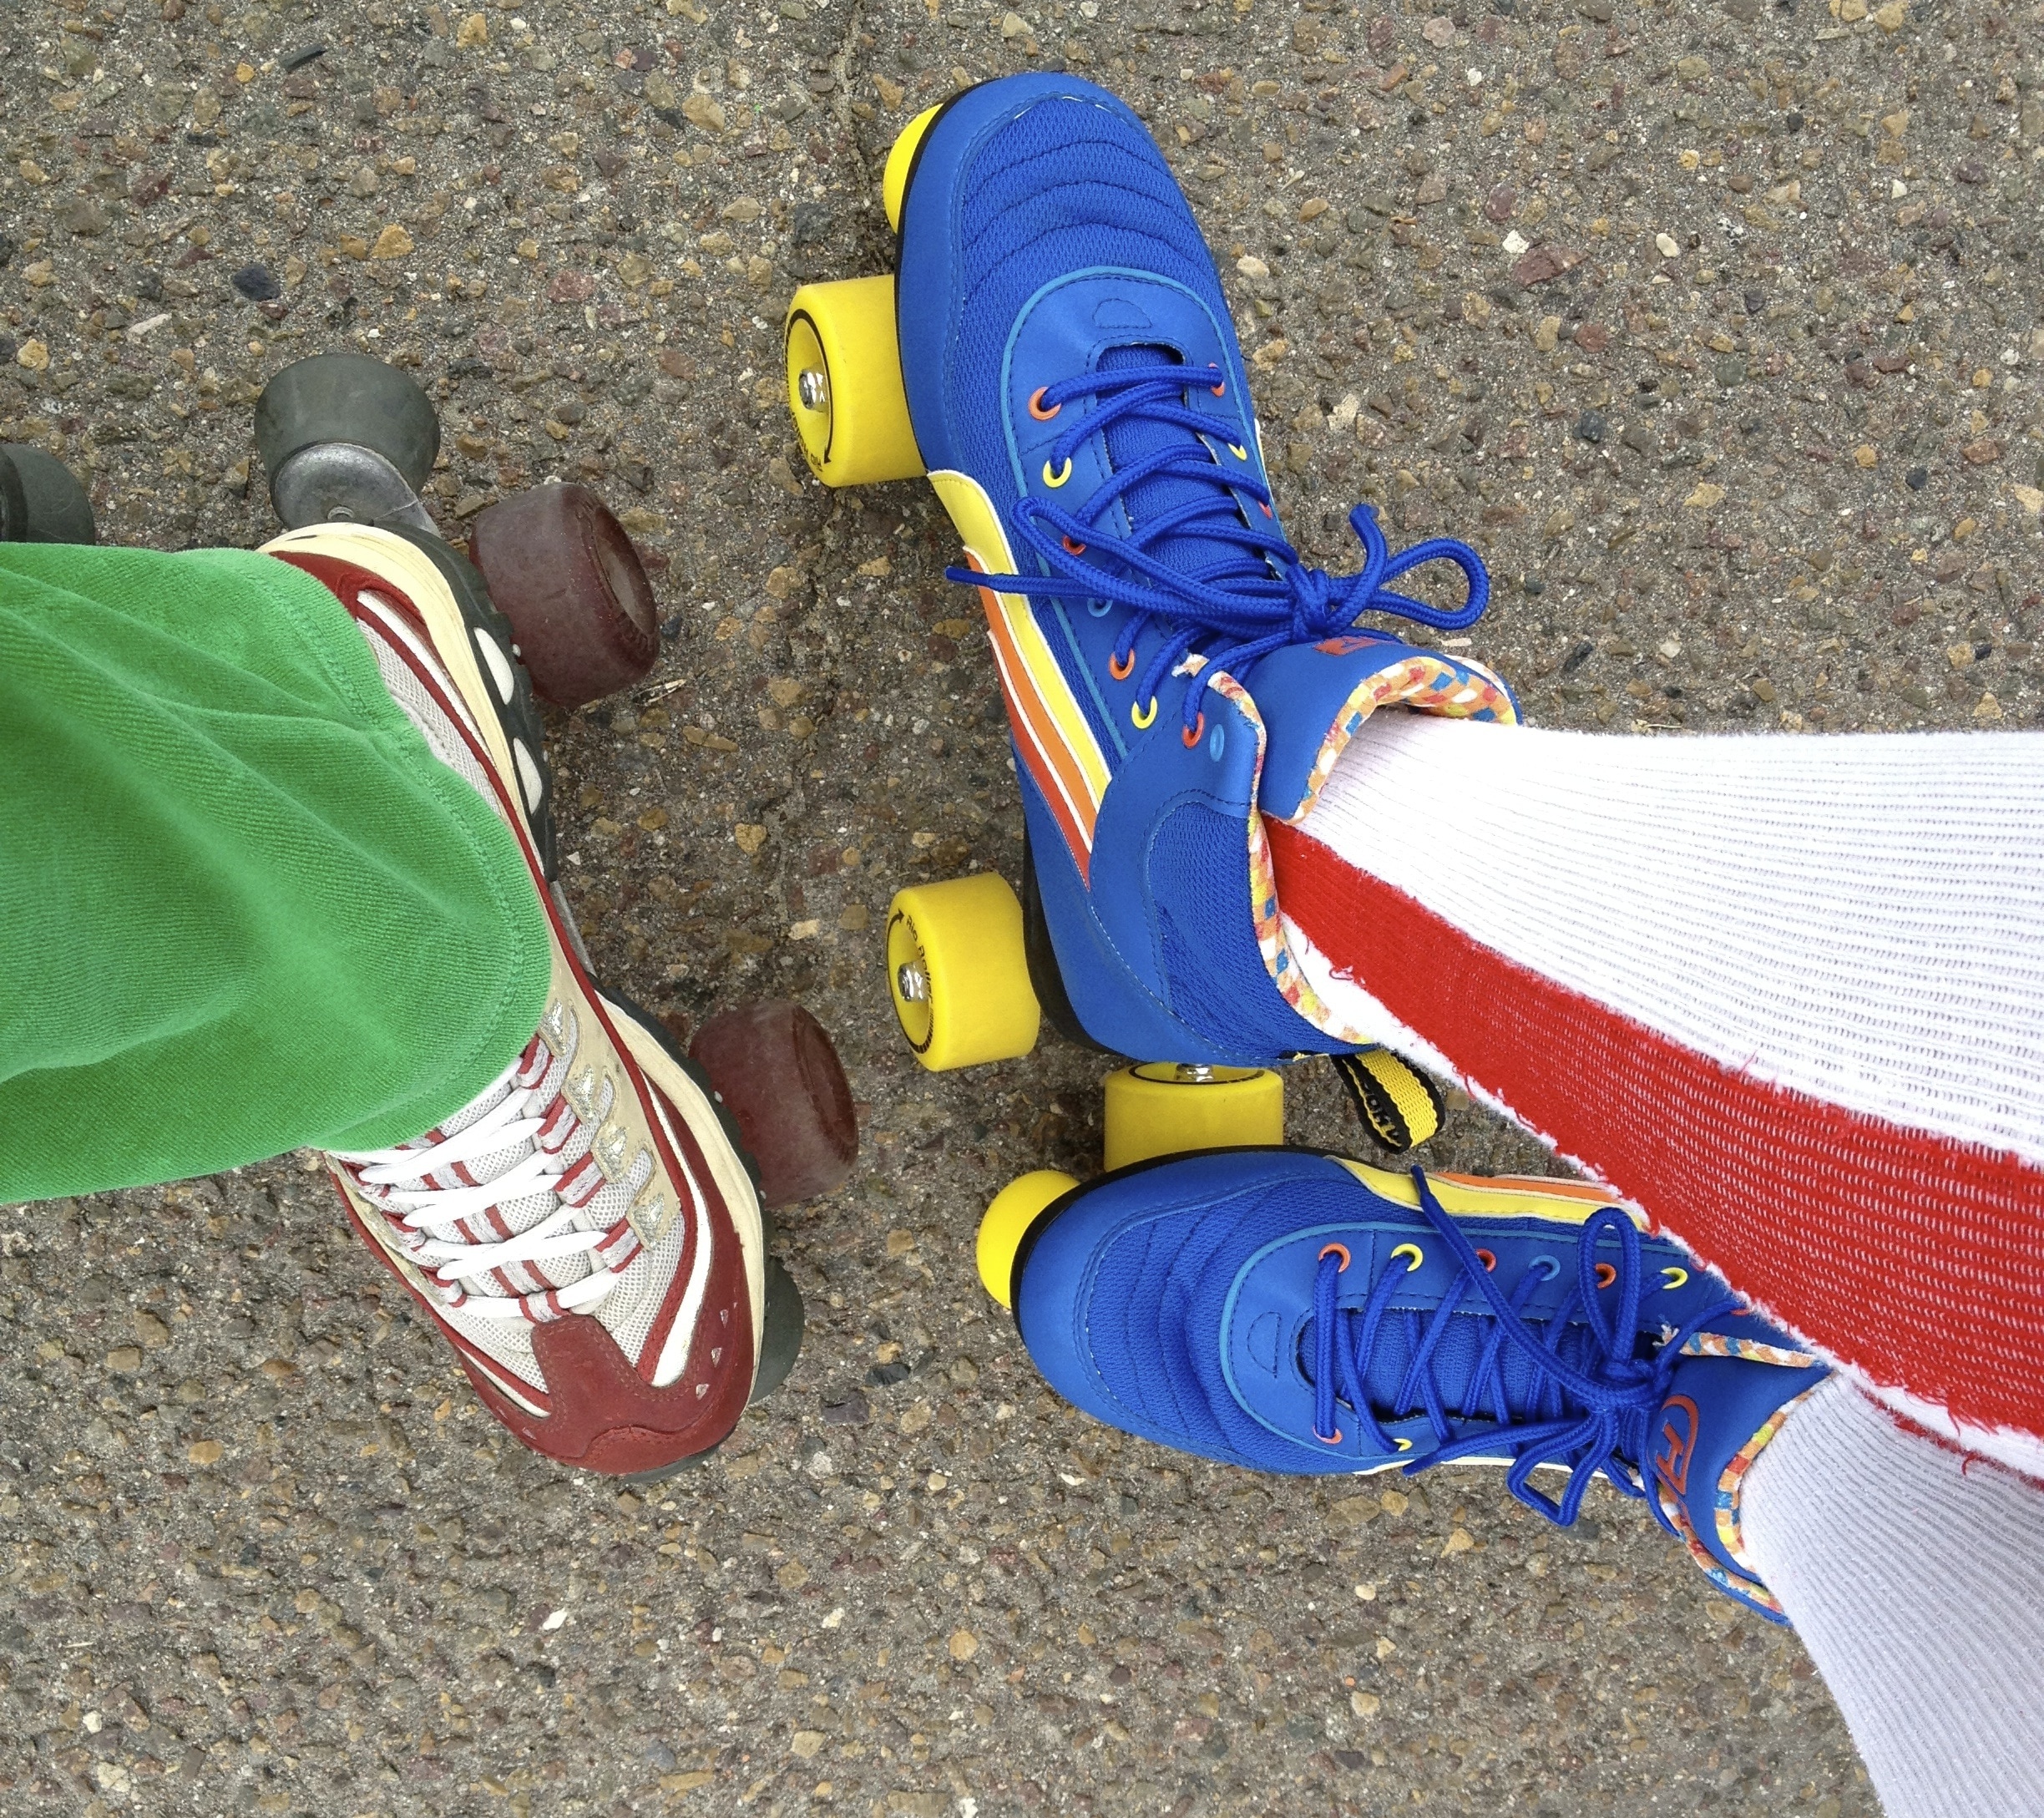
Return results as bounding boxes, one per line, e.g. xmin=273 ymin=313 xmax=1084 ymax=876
xmin=977 ymin=580 xmax=1098 ymax=882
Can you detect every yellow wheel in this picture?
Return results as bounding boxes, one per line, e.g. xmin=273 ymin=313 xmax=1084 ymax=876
xmin=882 ymin=104 xmax=944 ymax=232
xmin=784 ymin=276 xmax=923 ymax=489
xmin=1101 ymin=1063 xmax=1285 ymax=1172
xmin=1331 ymin=1046 xmax=1445 ymax=1152
xmin=886 ymin=874 xmax=1041 ymax=1071
xmin=978 ymin=1169 xmax=1078 ymax=1309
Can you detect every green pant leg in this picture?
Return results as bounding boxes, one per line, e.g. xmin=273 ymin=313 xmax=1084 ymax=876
xmin=0 ymin=543 xmax=553 ymax=1200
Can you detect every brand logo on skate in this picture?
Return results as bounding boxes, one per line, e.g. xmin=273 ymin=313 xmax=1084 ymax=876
xmin=1653 ymin=1395 xmax=1700 ymax=1499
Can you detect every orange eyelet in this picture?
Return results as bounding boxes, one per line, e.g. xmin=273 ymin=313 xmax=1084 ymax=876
xmin=1475 ymin=1248 xmax=1496 ymax=1273
xmin=1595 ymin=1262 xmax=1618 ymax=1289
xmin=1061 ymin=534 xmax=1088 ymax=555
xmin=1028 ymin=387 xmax=1060 ymax=421
xmin=1259 ymin=501 xmax=1273 ymax=518
xmin=1318 ymin=1242 xmax=1351 ymax=1271
xmin=1108 ymin=648 xmax=1135 ymax=681
xmin=1181 ymin=712 xmax=1207 ymax=749
xmin=1207 ymin=363 xmax=1226 ymax=398
xmin=1315 ymin=1426 xmax=1343 ymax=1446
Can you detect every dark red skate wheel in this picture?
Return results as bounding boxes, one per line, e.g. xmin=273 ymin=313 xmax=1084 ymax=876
xmin=466 ymin=484 xmax=660 ymax=710
xmin=691 ymin=1002 xmax=858 ymax=1210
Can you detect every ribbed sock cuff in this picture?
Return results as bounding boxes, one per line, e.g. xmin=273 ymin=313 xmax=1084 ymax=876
xmin=1743 ymin=1379 xmax=2044 ymax=1818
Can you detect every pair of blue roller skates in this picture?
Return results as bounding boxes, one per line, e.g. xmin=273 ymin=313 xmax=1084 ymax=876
xmin=785 ymin=76 xmax=1823 ymax=1618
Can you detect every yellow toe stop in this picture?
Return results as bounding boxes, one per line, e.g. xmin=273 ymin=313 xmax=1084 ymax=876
xmin=978 ymin=1170 xmax=1078 ymax=1309
xmin=784 ymin=276 xmax=923 ymax=489
xmin=885 ymin=874 xmax=1041 ymax=1071
xmin=1101 ymin=1063 xmax=1285 ymax=1173
xmin=883 ymin=104 xmax=944 ymax=232
xmin=1332 ymin=1047 xmax=1445 ymax=1152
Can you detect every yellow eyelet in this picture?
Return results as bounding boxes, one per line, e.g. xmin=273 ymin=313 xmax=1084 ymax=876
xmin=1227 ymin=442 xmax=1247 ymax=459
xmin=1390 ymin=1242 xmax=1424 ymax=1273
xmin=1043 ymin=457 xmax=1073 ymax=488
xmin=1130 ymin=696 xmax=1158 ymax=730
xmin=1661 ymin=1266 xmax=1689 ymax=1289
xmin=1394 ymin=1436 xmax=1414 ymax=1452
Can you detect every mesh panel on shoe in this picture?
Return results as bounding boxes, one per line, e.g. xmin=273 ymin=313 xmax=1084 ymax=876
xmin=1093 ymin=343 xmax=1247 ymax=575
xmin=1081 ymin=1183 xmax=1280 ymax=1460
xmin=351 ymin=613 xmax=498 ymax=809
xmin=948 ymin=95 xmax=1236 ymax=518
xmin=348 ymin=1011 xmax=681 ymax=1395
xmin=1151 ymin=801 xmax=1346 ymax=1056
xmin=1078 ymin=1175 xmax=1669 ymax=1464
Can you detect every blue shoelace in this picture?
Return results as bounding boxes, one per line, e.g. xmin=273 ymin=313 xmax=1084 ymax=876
xmin=1309 ymin=1172 xmax=1738 ymax=1528
xmin=946 ymin=362 xmax=1491 ymax=736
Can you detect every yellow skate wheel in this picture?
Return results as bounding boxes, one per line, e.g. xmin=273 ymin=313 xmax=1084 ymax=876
xmin=784 ymin=276 xmax=924 ymax=489
xmin=886 ymin=874 xmax=1041 ymax=1071
xmin=1331 ymin=1047 xmax=1445 ymax=1153
xmin=1101 ymin=1063 xmax=1285 ymax=1172
xmin=978 ymin=1169 xmax=1079 ymax=1309
xmin=883 ymin=104 xmax=944 ymax=232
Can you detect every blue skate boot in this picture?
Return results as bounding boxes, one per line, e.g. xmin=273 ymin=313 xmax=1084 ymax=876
xmin=786 ymin=78 xmax=1515 ymax=1134
xmin=978 ymin=1150 xmax=1828 ymax=1620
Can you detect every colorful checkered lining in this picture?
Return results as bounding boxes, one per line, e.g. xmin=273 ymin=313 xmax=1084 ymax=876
xmin=1247 ymin=654 xmax=1518 ymax=1044
xmin=1657 ymin=1355 xmax=1827 ymax=1623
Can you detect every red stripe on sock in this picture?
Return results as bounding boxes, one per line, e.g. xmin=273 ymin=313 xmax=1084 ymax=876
xmin=1267 ymin=818 xmax=2044 ymax=1443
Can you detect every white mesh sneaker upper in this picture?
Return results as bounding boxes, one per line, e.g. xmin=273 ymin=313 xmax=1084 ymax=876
xmin=330 ymin=991 xmax=711 ymax=1406
xmin=277 ymin=526 xmax=741 ymax=1414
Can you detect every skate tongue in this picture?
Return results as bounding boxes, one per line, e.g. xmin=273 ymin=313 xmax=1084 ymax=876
xmin=413 ymin=1048 xmax=594 ymax=1295
xmin=1251 ymin=630 xmax=1520 ymax=823
xmin=1095 ymin=343 xmax=1258 ymax=583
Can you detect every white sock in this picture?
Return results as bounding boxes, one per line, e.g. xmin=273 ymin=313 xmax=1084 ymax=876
xmin=1266 ymin=715 xmax=2044 ymax=1476
xmin=1742 ymin=1378 xmax=2044 ymax=1818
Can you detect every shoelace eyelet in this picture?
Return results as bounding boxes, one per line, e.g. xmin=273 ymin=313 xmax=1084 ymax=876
xmin=1594 ymin=1261 xmax=1618 ymax=1289
xmin=1043 ymin=457 xmax=1073 ymax=488
xmin=1389 ymin=1242 xmax=1424 ymax=1273
xmin=1107 ymin=647 xmax=1136 ymax=681
xmin=1475 ymin=1248 xmax=1497 ymax=1272
xmin=1227 ymin=441 xmax=1247 ymax=458
xmin=1314 ymin=1424 xmax=1343 ymax=1446
xmin=1207 ymin=363 xmax=1226 ymax=398
xmin=1130 ymin=696 xmax=1158 ymax=730
xmin=1061 ymin=534 xmax=1087 ymax=555
xmin=1661 ymin=1266 xmax=1688 ymax=1289
xmin=1028 ymin=386 xmax=1060 ymax=421
xmin=1318 ymin=1241 xmax=1350 ymax=1271
xmin=1181 ymin=712 xmax=1207 ymax=749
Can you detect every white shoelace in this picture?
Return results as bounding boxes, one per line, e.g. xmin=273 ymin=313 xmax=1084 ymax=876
xmin=335 ymin=1046 xmax=625 ymax=1321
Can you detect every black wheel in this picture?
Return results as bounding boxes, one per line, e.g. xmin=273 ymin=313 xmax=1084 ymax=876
xmin=0 ymin=445 xmax=96 ymax=544
xmin=255 ymin=352 xmax=441 ymax=529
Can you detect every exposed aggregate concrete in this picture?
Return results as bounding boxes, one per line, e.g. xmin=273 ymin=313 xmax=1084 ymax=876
xmin=3 ymin=0 xmax=2040 ymax=1810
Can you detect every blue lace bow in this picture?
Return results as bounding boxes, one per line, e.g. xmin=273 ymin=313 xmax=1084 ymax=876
xmin=1310 ymin=1172 xmax=1738 ymax=1528
xmin=946 ymin=362 xmax=1491 ymax=734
